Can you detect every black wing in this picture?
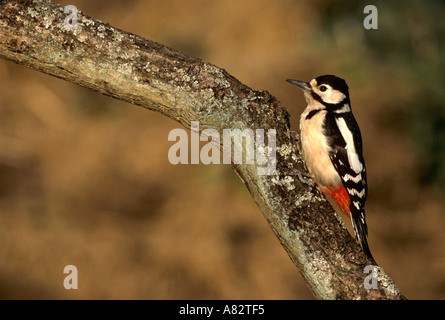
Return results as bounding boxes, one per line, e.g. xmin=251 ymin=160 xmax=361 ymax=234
xmin=324 ymin=112 xmax=372 ymax=259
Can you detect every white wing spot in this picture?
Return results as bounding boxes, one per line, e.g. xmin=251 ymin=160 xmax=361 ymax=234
xmin=335 ymin=117 xmax=363 ymax=173
xmin=343 ymin=173 xmax=362 ymax=183
xmin=348 ymin=188 xmax=366 ymax=198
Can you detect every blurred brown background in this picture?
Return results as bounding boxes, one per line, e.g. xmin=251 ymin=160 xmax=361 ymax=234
xmin=1 ymin=0 xmax=444 ymax=299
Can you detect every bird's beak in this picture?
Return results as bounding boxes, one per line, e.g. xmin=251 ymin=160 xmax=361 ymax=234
xmin=286 ymin=79 xmax=311 ymax=92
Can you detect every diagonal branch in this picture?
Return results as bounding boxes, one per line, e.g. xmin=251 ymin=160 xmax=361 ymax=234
xmin=0 ymin=0 xmax=405 ymax=299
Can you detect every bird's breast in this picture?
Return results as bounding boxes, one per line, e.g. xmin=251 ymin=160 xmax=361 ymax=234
xmin=299 ymin=108 xmax=341 ymax=188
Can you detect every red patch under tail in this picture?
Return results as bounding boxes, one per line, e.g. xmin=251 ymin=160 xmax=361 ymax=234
xmin=319 ymin=184 xmax=351 ymax=218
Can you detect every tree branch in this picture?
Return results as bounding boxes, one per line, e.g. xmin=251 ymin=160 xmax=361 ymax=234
xmin=0 ymin=0 xmax=405 ymax=299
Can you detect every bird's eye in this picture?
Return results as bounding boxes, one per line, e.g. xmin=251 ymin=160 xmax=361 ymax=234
xmin=319 ymin=85 xmax=328 ymax=92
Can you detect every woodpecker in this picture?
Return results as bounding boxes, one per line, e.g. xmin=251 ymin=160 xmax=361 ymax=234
xmin=286 ymin=75 xmax=373 ymax=260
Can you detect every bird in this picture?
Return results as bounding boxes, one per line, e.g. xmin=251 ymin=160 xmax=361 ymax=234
xmin=286 ymin=75 xmax=373 ymax=260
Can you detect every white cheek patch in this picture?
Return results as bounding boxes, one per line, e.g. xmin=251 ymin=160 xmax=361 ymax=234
xmin=335 ymin=117 xmax=363 ymax=173
xmin=322 ymin=90 xmax=346 ymax=104
xmin=310 ymin=79 xmax=346 ymax=105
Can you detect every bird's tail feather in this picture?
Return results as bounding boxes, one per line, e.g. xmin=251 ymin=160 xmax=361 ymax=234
xmin=351 ymin=210 xmax=374 ymax=261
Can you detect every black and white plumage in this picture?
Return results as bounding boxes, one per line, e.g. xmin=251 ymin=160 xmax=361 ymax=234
xmin=286 ymin=75 xmax=373 ymax=260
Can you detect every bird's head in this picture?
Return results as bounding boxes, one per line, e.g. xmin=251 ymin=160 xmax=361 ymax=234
xmin=286 ymin=75 xmax=350 ymax=106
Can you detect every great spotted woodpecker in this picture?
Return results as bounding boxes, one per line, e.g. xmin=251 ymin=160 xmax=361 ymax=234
xmin=286 ymin=75 xmax=373 ymax=260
